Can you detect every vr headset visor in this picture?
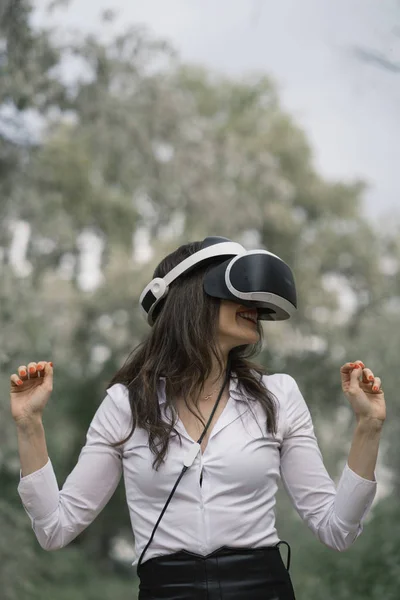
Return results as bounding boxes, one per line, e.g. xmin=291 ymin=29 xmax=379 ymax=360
xmin=140 ymin=237 xmax=297 ymax=325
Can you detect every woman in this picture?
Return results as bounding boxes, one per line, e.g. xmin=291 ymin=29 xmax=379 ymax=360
xmin=11 ymin=237 xmax=385 ymax=600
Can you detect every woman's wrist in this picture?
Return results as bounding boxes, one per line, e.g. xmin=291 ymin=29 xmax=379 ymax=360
xmin=355 ymin=415 xmax=384 ymax=434
xmin=15 ymin=414 xmax=44 ymax=434
xmin=16 ymin=417 xmax=48 ymax=477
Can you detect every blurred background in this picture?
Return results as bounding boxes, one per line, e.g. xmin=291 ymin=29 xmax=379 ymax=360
xmin=1 ymin=0 xmax=400 ymax=598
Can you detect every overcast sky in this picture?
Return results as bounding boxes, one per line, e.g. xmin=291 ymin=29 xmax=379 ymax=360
xmin=33 ymin=0 xmax=400 ymax=220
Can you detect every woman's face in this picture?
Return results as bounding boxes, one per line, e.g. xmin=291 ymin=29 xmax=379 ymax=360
xmin=217 ymin=300 xmax=260 ymax=353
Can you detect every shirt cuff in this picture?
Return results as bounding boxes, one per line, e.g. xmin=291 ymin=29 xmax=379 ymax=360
xmin=18 ymin=458 xmax=60 ymax=521
xmin=335 ymin=462 xmax=377 ymax=528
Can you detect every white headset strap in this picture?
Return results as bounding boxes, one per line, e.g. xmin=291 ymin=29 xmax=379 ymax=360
xmin=163 ymin=241 xmax=245 ymax=287
xmin=140 ymin=241 xmax=246 ymax=324
xmin=140 ymin=241 xmax=245 ymax=303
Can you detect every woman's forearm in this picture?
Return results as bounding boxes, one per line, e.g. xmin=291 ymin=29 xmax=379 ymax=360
xmin=347 ymin=418 xmax=383 ymax=481
xmin=16 ymin=417 xmax=49 ymax=477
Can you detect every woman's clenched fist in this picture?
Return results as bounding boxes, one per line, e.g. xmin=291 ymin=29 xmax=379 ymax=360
xmin=10 ymin=361 xmax=53 ymax=427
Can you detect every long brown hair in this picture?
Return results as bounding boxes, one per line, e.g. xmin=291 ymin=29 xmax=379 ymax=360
xmin=108 ymin=241 xmax=278 ymax=468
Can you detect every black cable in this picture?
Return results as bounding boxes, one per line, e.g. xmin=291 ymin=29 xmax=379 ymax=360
xmin=276 ymin=540 xmax=291 ymax=571
xmin=136 ymin=465 xmax=189 ymax=570
xmin=137 ymin=358 xmax=231 ymax=570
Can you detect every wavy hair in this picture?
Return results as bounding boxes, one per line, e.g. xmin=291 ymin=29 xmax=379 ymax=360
xmin=108 ymin=241 xmax=277 ymax=468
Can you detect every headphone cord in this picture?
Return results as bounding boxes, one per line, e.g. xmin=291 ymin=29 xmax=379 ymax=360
xmin=137 ymin=358 xmax=232 ymax=571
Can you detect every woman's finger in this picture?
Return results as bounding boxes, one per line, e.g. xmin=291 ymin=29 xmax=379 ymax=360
xmin=341 ymin=361 xmax=365 ymax=374
xmin=362 ymin=368 xmax=374 ymax=384
xmin=10 ymin=373 xmax=24 ymax=387
xmin=348 ymin=364 xmax=364 ymax=393
xmin=372 ymin=377 xmax=382 ymax=393
xmin=18 ymin=365 xmax=28 ymax=379
xmin=36 ymin=361 xmax=48 ymax=376
xmin=27 ymin=362 xmax=38 ymax=379
xmin=360 ymin=376 xmax=382 ymax=394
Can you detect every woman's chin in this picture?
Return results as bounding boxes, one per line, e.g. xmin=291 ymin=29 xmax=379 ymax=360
xmin=235 ymin=320 xmax=259 ymax=342
xmin=218 ymin=320 xmax=260 ymax=351
xmin=233 ymin=330 xmax=260 ymax=347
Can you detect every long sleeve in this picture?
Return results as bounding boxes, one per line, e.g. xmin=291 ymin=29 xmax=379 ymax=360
xmin=17 ymin=388 xmax=130 ymax=550
xmin=280 ymin=376 xmax=377 ymax=551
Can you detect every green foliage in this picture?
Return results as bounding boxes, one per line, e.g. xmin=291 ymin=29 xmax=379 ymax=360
xmin=283 ymin=495 xmax=400 ymax=600
xmin=0 ymin=498 xmax=137 ymax=600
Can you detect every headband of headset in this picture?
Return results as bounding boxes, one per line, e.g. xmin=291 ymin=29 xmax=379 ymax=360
xmin=139 ymin=237 xmax=245 ymax=325
xmin=139 ymin=236 xmax=297 ymax=325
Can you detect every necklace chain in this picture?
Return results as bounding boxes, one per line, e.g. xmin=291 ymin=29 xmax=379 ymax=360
xmin=203 ymin=382 xmax=224 ymax=401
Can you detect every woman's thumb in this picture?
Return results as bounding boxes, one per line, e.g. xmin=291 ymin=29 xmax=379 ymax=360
xmin=43 ymin=362 xmax=54 ymax=389
xmin=348 ymin=365 xmax=361 ymax=395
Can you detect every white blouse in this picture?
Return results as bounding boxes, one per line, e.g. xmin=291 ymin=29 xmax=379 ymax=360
xmin=18 ymin=373 xmax=377 ymax=565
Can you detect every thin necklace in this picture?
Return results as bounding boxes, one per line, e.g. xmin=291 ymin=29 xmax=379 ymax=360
xmin=203 ymin=382 xmax=224 ymax=401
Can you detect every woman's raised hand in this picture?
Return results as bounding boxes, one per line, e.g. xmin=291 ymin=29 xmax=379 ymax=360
xmin=10 ymin=361 xmax=53 ymax=427
xmin=340 ymin=360 xmax=386 ymax=427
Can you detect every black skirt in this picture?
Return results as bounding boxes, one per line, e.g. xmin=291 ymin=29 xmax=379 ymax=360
xmin=137 ymin=543 xmax=296 ymax=600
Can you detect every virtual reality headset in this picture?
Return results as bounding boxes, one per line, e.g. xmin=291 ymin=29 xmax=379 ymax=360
xmin=140 ymin=236 xmax=297 ymax=326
